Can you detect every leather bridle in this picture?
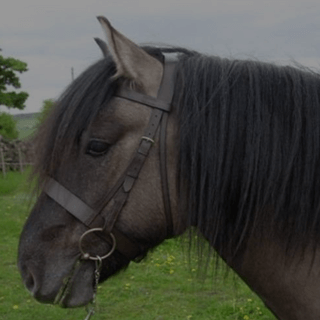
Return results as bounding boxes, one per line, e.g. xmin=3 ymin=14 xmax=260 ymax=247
xmin=43 ymin=53 xmax=178 ymax=262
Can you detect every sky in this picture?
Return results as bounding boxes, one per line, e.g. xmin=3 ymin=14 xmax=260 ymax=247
xmin=1 ymin=0 xmax=320 ymax=114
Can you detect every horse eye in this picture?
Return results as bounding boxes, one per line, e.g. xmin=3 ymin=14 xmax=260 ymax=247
xmin=86 ymin=139 xmax=110 ymax=156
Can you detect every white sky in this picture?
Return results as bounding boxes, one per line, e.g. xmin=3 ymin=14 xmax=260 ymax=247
xmin=1 ymin=0 xmax=320 ymax=114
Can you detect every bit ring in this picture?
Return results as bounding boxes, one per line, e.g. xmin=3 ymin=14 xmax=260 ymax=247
xmin=79 ymin=228 xmax=116 ymax=261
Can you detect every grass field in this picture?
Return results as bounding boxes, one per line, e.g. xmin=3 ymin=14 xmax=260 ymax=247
xmin=0 ymin=171 xmax=276 ymax=320
xmin=14 ymin=114 xmax=38 ymax=140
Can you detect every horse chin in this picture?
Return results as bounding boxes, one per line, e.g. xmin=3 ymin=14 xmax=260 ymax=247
xmin=57 ymin=263 xmax=96 ymax=308
xmin=59 ymin=289 xmax=94 ymax=308
xmin=57 ymin=285 xmax=94 ymax=308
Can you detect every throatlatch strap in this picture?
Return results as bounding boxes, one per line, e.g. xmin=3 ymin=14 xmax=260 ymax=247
xmin=159 ymin=112 xmax=173 ymax=236
xmin=157 ymin=53 xmax=176 ymax=236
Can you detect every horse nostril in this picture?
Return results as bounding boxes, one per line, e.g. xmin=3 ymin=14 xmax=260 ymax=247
xmin=22 ymin=266 xmax=39 ymax=295
xmin=25 ymin=270 xmax=35 ymax=292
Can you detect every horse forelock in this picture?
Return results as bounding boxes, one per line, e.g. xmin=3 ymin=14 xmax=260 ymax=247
xmin=31 ymin=56 xmax=118 ymax=190
xmin=30 ymin=46 xmax=183 ymax=191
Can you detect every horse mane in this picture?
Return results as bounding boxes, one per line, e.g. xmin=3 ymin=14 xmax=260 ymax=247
xmin=32 ymin=44 xmax=320 ymax=262
xmin=175 ymin=52 xmax=320 ymax=261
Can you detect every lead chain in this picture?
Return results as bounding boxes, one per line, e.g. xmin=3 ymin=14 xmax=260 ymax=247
xmin=83 ymin=256 xmax=103 ymax=320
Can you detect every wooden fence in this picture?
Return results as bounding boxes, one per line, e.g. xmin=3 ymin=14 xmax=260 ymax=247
xmin=0 ymin=146 xmax=33 ymax=177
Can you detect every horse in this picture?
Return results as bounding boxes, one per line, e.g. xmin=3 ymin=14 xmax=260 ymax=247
xmin=17 ymin=16 xmax=320 ymax=320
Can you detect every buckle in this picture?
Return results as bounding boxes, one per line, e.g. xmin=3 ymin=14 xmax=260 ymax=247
xmin=141 ymin=136 xmax=155 ymax=144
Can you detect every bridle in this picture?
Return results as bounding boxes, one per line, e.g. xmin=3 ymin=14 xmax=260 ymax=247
xmin=43 ymin=53 xmax=178 ymax=262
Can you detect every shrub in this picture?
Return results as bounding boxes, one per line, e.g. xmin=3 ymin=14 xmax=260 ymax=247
xmin=0 ymin=112 xmax=18 ymax=139
xmin=36 ymin=99 xmax=55 ymax=126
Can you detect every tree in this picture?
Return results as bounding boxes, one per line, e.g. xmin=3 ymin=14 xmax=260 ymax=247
xmin=0 ymin=112 xmax=18 ymax=139
xmin=0 ymin=52 xmax=29 ymax=110
xmin=37 ymin=99 xmax=55 ymax=126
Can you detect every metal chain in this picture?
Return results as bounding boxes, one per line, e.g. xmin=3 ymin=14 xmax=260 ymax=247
xmin=83 ymin=256 xmax=102 ymax=320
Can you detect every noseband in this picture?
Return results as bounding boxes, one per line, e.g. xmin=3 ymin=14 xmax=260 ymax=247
xmin=44 ymin=53 xmax=178 ymax=261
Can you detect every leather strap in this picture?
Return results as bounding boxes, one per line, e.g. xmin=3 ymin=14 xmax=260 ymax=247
xmin=44 ymin=178 xmax=96 ymax=226
xmin=159 ymin=111 xmax=173 ymax=236
xmin=115 ymin=89 xmax=171 ymax=112
xmin=156 ymin=53 xmax=176 ymax=236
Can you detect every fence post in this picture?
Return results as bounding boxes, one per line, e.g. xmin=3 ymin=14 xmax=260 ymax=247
xmin=0 ymin=147 xmax=6 ymax=177
xmin=17 ymin=146 xmax=24 ymax=172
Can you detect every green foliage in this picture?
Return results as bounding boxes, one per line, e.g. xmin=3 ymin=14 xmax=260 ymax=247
xmin=37 ymin=99 xmax=55 ymax=126
xmin=0 ymin=54 xmax=29 ymax=110
xmin=0 ymin=112 xmax=18 ymax=139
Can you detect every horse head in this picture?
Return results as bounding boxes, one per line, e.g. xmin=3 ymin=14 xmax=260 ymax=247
xmin=18 ymin=17 xmax=182 ymax=307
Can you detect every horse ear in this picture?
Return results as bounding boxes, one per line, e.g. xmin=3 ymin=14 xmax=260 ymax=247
xmin=97 ymin=16 xmax=163 ymax=94
xmin=94 ymin=37 xmax=109 ymax=57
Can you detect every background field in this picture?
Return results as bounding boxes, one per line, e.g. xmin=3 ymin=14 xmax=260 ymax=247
xmin=13 ymin=113 xmax=38 ymax=140
xmin=0 ymin=171 xmax=276 ymax=320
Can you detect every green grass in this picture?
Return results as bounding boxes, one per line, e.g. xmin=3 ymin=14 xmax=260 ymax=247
xmin=0 ymin=170 xmax=31 ymax=195
xmin=0 ymin=171 xmax=276 ymax=320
